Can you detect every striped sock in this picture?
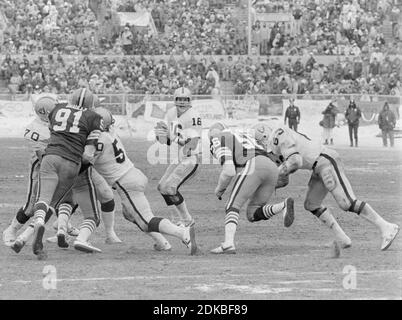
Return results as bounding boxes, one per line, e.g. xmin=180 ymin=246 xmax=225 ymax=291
xmin=262 ymin=201 xmax=286 ymax=220
xmin=76 ymin=219 xmax=97 ymax=243
xmin=224 ymin=210 xmax=239 ymax=246
xmin=57 ymin=204 xmax=72 ymax=234
xmin=33 ymin=201 xmax=48 ymax=226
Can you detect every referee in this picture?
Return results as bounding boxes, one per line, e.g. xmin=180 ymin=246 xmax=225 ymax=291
xmin=284 ymin=98 xmax=301 ymax=131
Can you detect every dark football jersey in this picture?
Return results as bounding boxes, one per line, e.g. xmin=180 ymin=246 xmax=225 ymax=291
xmin=45 ymin=104 xmax=104 ymax=164
xmin=210 ymin=130 xmax=271 ymax=168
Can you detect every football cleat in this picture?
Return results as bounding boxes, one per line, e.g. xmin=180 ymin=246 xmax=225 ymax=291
xmin=154 ymin=241 xmax=172 ymax=251
xmin=73 ymin=240 xmax=102 ymax=253
xmin=105 ymin=233 xmax=123 ymax=244
xmin=46 ymin=236 xmax=57 ymax=243
xmin=57 ymin=231 xmax=69 ymax=249
xmin=32 ymin=224 xmax=45 ymax=256
xmin=283 ymin=197 xmax=295 ymax=228
xmin=210 ymin=244 xmax=236 ymax=254
xmin=67 ymin=225 xmax=80 ymax=237
xmin=2 ymin=226 xmax=17 ymax=247
xmin=381 ymin=224 xmax=399 ymax=251
xmin=11 ymin=238 xmax=26 ymax=253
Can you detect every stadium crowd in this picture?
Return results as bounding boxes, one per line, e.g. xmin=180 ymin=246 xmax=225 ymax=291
xmin=252 ymin=0 xmax=401 ymax=56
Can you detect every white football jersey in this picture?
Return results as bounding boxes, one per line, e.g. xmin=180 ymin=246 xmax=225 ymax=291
xmin=94 ymin=129 xmax=134 ymax=185
xmin=165 ymin=107 xmax=202 ymax=157
xmin=24 ymin=117 xmax=50 ymax=161
xmin=267 ymin=125 xmax=325 ymax=170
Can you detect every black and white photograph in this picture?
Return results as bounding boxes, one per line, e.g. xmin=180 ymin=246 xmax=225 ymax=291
xmin=0 ymin=0 xmax=401 ymax=304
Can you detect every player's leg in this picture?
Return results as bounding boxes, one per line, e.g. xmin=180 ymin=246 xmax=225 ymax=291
xmin=304 ymin=167 xmax=352 ymax=248
xmin=211 ymin=158 xmax=258 ymax=254
xmin=3 ymin=159 xmax=40 ymax=246
xmin=91 ymin=169 xmax=121 ymax=244
xmin=157 ymin=156 xmax=199 ymax=226
xmin=72 ymin=167 xmax=102 ymax=253
xmin=245 ymin=157 xmax=294 ymax=227
xmin=319 ymin=153 xmax=399 ymax=250
xmin=116 ymin=167 xmax=196 ymax=254
xmin=32 ymin=155 xmax=80 ymax=256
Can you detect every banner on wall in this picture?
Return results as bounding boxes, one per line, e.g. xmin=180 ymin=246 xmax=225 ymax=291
xmin=0 ymin=100 xmax=33 ymax=118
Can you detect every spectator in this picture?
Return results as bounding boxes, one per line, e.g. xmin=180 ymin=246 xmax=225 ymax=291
xmin=378 ymin=102 xmax=396 ymax=147
xmin=320 ymin=97 xmax=339 ymax=145
xmin=284 ymin=97 xmax=300 ymax=132
xmin=345 ymin=99 xmax=362 ymax=147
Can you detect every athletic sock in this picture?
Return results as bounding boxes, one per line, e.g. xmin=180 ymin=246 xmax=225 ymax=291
xmin=158 ymin=218 xmax=185 ymax=240
xmin=57 ymin=204 xmax=72 ymax=234
xmin=10 ymin=217 xmax=24 ymax=232
xmin=319 ymin=209 xmax=350 ymax=244
xmin=360 ymin=204 xmax=389 ymax=234
xmin=262 ymin=201 xmax=286 ymax=220
xmin=101 ymin=210 xmax=116 ymax=237
xmin=76 ymin=219 xmax=96 ymax=243
xmin=18 ymin=224 xmax=35 ymax=242
xmin=224 ymin=210 xmax=239 ymax=246
xmin=174 ymin=201 xmax=192 ymax=223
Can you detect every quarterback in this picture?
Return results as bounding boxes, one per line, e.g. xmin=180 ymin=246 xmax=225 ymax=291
xmin=93 ymin=108 xmax=198 ymax=254
xmin=154 ymin=87 xmax=202 ymax=227
xmin=253 ymin=122 xmax=399 ymax=250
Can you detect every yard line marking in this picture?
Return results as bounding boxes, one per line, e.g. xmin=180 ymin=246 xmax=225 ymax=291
xmin=8 ymin=269 xmax=402 ymax=286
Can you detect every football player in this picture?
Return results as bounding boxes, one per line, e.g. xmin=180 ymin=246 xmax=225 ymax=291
xmin=7 ymin=93 xmax=121 ymax=254
xmin=253 ymin=122 xmax=399 ymax=250
xmin=30 ymin=88 xmax=106 ymax=258
xmin=154 ymin=87 xmax=202 ymax=227
xmin=93 ymin=107 xmax=198 ymax=254
xmin=2 ymin=95 xmax=78 ymax=247
xmin=208 ymin=122 xmax=294 ymax=254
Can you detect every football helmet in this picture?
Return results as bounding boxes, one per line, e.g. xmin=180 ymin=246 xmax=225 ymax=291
xmin=174 ymin=87 xmax=192 ymax=115
xmin=94 ymin=107 xmax=115 ymax=131
xmin=70 ymin=88 xmax=100 ymax=109
xmin=251 ymin=123 xmax=273 ymax=149
xmin=208 ymin=122 xmax=228 ymax=140
xmin=34 ymin=94 xmax=58 ymax=123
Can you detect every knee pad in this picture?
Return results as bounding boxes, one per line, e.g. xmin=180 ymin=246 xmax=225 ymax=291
xmin=162 ymin=192 xmax=184 ymax=206
xmin=16 ymin=207 xmax=30 ymax=224
xmin=148 ymin=217 xmax=163 ymax=233
xmin=310 ymin=207 xmax=327 ymax=218
xmin=101 ymin=199 xmax=115 ymax=213
xmin=348 ymin=199 xmax=366 ymax=215
xmin=321 ymin=167 xmax=336 ymax=192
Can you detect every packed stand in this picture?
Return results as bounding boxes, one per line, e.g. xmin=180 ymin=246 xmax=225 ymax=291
xmin=0 ymin=54 xmax=221 ymax=95
xmin=252 ymin=0 xmax=402 ymax=56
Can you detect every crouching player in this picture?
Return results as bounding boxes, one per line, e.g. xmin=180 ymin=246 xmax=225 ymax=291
xmin=253 ymin=122 xmax=399 ymax=250
xmin=154 ymin=87 xmax=202 ymax=227
xmin=92 ymin=107 xmax=198 ymax=254
xmin=2 ymin=95 xmax=78 ymax=247
xmin=208 ymin=122 xmax=294 ymax=254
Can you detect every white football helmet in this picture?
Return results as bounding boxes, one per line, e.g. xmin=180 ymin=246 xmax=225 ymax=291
xmin=34 ymin=94 xmax=58 ymax=123
xmin=174 ymin=87 xmax=192 ymax=115
xmin=208 ymin=122 xmax=228 ymax=140
xmin=251 ymin=123 xmax=273 ymax=149
xmin=94 ymin=107 xmax=115 ymax=131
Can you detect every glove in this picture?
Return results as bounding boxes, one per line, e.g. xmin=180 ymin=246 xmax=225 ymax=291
xmin=215 ymin=186 xmax=226 ymax=200
xmin=154 ymin=121 xmax=169 ymax=144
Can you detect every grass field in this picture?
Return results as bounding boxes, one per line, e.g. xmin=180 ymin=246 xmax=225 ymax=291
xmin=0 ymin=138 xmax=401 ymax=300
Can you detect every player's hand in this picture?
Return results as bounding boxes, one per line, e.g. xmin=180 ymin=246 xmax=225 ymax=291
xmin=215 ymin=187 xmax=226 ymax=200
xmin=154 ymin=121 xmax=169 ymax=143
xmin=276 ymin=172 xmax=289 ymax=189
